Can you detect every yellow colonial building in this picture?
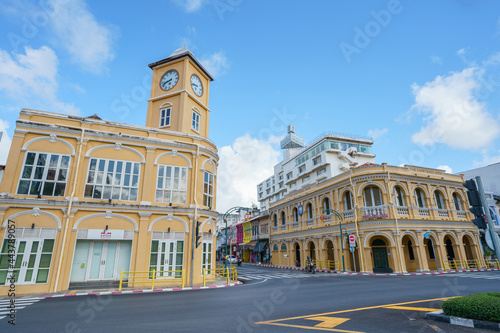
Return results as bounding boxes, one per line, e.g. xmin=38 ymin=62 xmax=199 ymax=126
xmin=261 ymin=128 xmax=482 ymax=273
xmin=0 ymin=47 xmax=218 ymax=295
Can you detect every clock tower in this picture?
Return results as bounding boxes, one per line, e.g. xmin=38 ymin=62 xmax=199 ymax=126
xmin=146 ymin=46 xmax=214 ymax=138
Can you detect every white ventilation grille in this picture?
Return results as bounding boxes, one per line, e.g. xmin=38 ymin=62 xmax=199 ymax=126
xmin=152 ymin=231 xmax=163 ymax=240
xmin=77 ymin=229 xmax=88 ymax=239
xmin=123 ymin=230 xmax=134 ymax=240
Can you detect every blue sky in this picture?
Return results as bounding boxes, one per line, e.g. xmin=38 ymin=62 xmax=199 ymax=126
xmin=0 ymin=0 xmax=499 ymax=212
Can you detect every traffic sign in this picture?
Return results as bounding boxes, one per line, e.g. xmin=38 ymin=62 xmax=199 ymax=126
xmin=320 ymin=214 xmax=327 ymax=222
xmin=244 ymin=213 xmax=251 ymax=220
xmin=348 ymin=234 xmax=356 ymax=247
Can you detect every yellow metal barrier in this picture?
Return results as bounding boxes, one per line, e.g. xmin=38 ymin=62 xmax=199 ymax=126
xmin=442 ymin=258 xmax=500 ymax=271
xmin=203 ymin=266 xmax=238 ymax=287
xmin=312 ymin=260 xmax=338 ymax=270
xmin=119 ymin=269 xmax=185 ymax=291
xmin=486 ymin=259 xmax=500 ymax=269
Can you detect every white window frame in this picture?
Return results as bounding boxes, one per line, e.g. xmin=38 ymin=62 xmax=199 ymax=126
xmin=160 ymin=107 xmax=171 ymax=127
xmin=393 ymin=186 xmax=405 ymax=206
xmin=344 ymin=192 xmax=353 ymax=210
xmin=203 ymin=171 xmax=214 ymax=208
xmin=313 ymin=156 xmax=322 ymax=166
xmin=201 ymin=235 xmax=213 ymax=274
xmin=84 ymin=158 xmax=140 ymax=201
xmin=363 ymin=186 xmax=383 ymax=207
xmin=155 ymin=165 xmax=188 ymax=204
xmin=453 ymin=193 xmax=462 ymax=211
xmin=414 ymin=188 xmax=426 ymax=208
xmin=434 ymin=191 xmax=445 ymax=209
xmin=17 ymin=151 xmax=71 ymax=197
xmin=192 ymin=111 xmax=200 ymax=132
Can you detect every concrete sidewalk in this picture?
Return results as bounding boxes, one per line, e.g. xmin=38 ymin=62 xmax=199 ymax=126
xmin=258 ymin=263 xmax=500 ymax=276
xmin=0 ymin=279 xmax=242 ymax=301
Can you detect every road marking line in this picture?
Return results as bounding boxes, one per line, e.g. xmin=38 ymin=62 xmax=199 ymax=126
xmin=383 ymin=306 xmax=441 ymax=312
xmin=307 ymin=316 xmax=350 ymax=328
xmin=257 ymin=322 xmax=363 ymax=333
xmin=256 ymin=297 xmax=451 ymax=325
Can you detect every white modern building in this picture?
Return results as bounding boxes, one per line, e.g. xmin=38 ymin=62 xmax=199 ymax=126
xmin=257 ymin=125 xmax=375 ymax=210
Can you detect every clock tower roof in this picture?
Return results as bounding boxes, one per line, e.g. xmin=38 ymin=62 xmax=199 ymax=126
xmin=148 ymin=46 xmax=214 ymax=81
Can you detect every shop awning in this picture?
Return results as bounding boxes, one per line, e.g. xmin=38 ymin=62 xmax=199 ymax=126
xmin=254 ymin=240 xmax=268 ymax=253
xmin=239 ymin=241 xmax=257 ymax=248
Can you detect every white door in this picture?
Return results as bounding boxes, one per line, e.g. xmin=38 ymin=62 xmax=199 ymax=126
xmin=201 ymin=241 xmax=212 ymax=274
xmin=150 ymin=240 xmax=184 ymax=279
xmin=0 ymin=238 xmax=55 ymax=285
xmin=87 ymin=241 xmax=119 ymax=280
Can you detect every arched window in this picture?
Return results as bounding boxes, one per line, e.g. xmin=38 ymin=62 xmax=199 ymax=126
xmin=434 ymin=191 xmax=445 ymax=209
xmin=343 ymin=191 xmax=353 ymax=210
xmin=273 ymin=214 xmax=278 ymax=227
xmin=372 ymin=239 xmax=386 ymax=246
xmin=306 ymin=203 xmax=313 ymax=219
xmin=293 ymin=208 xmax=299 ymax=222
xmin=363 ymin=186 xmax=382 ymax=207
xmin=393 ymin=186 xmax=405 ymax=206
xmin=281 ymin=243 xmax=287 ymax=250
xmin=281 ymin=211 xmax=286 ymax=225
xmin=414 ymin=188 xmax=426 ymax=208
xmin=322 ymin=197 xmax=331 ymax=213
xmin=407 ymin=240 xmax=415 ymax=261
xmin=453 ymin=193 xmax=462 ymax=211
xmin=273 ymin=244 xmax=278 ymax=251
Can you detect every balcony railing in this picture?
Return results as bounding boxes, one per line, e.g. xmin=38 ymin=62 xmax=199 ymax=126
xmin=304 ymin=218 xmax=314 ymax=227
xmin=396 ymin=207 xmax=409 ymax=215
xmin=437 ymin=209 xmax=449 ymax=217
xmin=362 ymin=206 xmax=389 ymax=220
xmin=457 ymin=211 xmax=466 ymax=219
xmin=418 ymin=208 xmax=430 ymax=217
xmin=339 ymin=209 xmax=355 ymax=220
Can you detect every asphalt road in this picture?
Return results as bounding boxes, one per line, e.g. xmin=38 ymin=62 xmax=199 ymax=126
xmin=1 ymin=265 xmax=499 ymax=332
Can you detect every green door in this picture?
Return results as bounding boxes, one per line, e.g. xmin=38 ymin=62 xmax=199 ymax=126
xmin=373 ymin=247 xmax=389 ymax=268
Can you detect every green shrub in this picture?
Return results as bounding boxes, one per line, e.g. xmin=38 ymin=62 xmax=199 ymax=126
xmin=442 ymin=293 xmax=500 ymax=323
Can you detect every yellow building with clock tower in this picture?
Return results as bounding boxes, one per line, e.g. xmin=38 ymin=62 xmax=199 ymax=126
xmin=0 ymin=47 xmax=218 ymax=295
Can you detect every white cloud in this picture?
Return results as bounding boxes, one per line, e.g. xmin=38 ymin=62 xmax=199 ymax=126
xmin=0 ymin=46 xmax=79 ymax=115
xmin=410 ymin=67 xmax=500 ymax=149
xmin=367 ymin=128 xmax=388 ymax=139
xmin=473 ymin=149 xmax=500 ymax=168
xmin=430 ymin=55 xmax=442 ymax=65
xmin=47 ymin=0 xmax=117 ymax=74
xmin=172 ymin=0 xmax=207 ymax=12
xmin=456 ymin=48 xmax=466 ymax=56
xmin=436 ymin=165 xmax=453 ymax=174
xmin=200 ymin=52 xmax=229 ymax=78
xmin=216 ymin=134 xmax=280 ymax=213
xmin=0 ymin=120 xmax=12 ymax=165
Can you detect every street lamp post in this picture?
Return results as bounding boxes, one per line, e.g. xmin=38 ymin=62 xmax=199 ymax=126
xmin=322 ymin=209 xmax=345 ymax=272
xmin=222 ymin=206 xmax=252 ymax=269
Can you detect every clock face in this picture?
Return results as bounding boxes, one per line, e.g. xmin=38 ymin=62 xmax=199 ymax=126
xmin=190 ymin=74 xmax=203 ymax=96
xmin=160 ymin=70 xmax=179 ymax=90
